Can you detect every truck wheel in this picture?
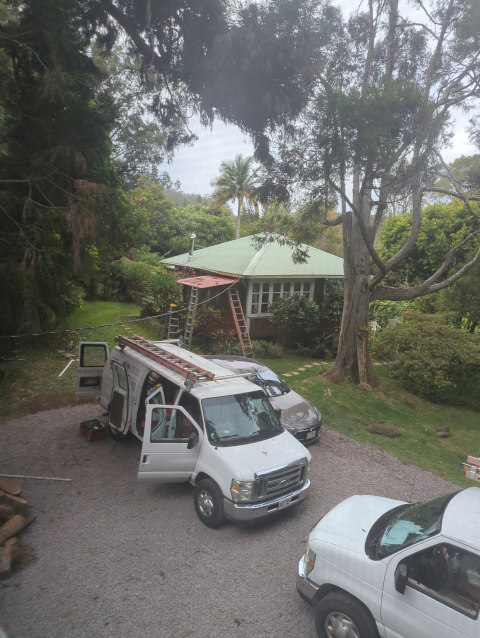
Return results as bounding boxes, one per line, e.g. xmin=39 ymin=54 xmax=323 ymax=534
xmin=314 ymin=592 xmax=378 ymax=638
xmin=108 ymin=423 xmax=127 ymax=442
xmin=193 ymin=479 xmax=226 ymax=528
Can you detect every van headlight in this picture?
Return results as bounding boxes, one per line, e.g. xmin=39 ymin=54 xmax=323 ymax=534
xmin=230 ymin=479 xmax=254 ymax=502
xmin=304 ymin=542 xmax=316 ymax=576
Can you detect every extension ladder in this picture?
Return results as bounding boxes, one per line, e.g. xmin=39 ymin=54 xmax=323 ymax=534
xmin=183 ymin=286 xmax=199 ymax=349
xmin=228 ymin=288 xmax=253 ymax=357
xmin=167 ymin=304 xmax=179 ymax=339
xmin=114 ymin=334 xmax=214 ymax=381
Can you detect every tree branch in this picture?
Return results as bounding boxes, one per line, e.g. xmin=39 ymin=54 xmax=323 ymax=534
xmin=100 ymin=1 xmax=163 ymax=72
xmin=372 ymin=230 xmax=480 ymax=300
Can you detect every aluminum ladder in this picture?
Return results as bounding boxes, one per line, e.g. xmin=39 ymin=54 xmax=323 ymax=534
xmin=228 ymin=288 xmax=253 ymax=357
xmin=114 ymin=334 xmax=214 ymax=381
xmin=167 ymin=304 xmax=179 ymax=339
xmin=183 ymin=286 xmax=199 ymax=349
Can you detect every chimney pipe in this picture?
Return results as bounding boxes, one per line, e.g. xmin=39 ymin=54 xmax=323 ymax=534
xmin=187 ymin=233 xmax=196 ymax=262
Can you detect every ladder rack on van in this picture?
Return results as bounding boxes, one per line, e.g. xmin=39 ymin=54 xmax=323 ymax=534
xmin=114 ymin=335 xmax=215 ymax=382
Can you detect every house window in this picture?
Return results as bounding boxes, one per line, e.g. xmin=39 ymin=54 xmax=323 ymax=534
xmin=250 ymin=281 xmax=314 ymax=315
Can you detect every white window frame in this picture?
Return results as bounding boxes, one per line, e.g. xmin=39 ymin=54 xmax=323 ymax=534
xmin=247 ymin=279 xmax=314 ymax=317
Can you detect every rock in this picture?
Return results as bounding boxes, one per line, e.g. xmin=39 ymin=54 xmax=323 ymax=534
xmin=435 ymin=431 xmax=450 ymax=438
xmin=367 ymin=421 xmax=402 ymax=438
xmin=0 ymin=505 xmax=14 ymax=522
xmin=436 ymin=425 xmax=450 ymax=433
xmin=0 ymin=491 xmax=28 ymax=517
xmin=0 ymin=537 xmax=18 ymax=580
xmin=0 ymin=480 xmax=21 ymax=496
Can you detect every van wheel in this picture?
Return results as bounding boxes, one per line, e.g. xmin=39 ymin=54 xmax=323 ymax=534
xmin=108 ymin=423 xmax=127 ymax=442
xmin=193 ymin=479 xmax=226 ymax=528
xmin=314 ymin=592 xmax=378 ymax=638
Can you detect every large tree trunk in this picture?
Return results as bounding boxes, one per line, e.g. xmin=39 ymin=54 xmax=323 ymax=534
xmin=323 ymin=211 xmax=380 ymax=387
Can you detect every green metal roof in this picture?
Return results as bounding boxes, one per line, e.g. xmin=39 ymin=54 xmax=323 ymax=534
xmin=161 ymin=234 xmax=343 ymax=278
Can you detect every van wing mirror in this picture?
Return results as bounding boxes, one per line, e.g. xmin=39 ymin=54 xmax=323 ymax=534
xmin=274 ymin=408 xmax=282 ymax=420
xmin=187 ymin=430 xmax=199 ymax=449
xmin=394 ymin=563 xmax=408 ymax=594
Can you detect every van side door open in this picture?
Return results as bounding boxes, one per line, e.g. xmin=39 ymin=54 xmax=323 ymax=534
xmin=109 ymin=362 xmax=130 ymax=433
xmin=75 ymin=341 xmax=109 ymax=396
xmin=138 ymin=404 xmax=203 ymax=482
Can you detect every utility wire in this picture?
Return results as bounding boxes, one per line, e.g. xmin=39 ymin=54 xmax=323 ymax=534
xmin=0 ymin=279 xmax=240 ymax=340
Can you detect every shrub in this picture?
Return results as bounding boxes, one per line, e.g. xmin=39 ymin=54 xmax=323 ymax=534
xmin=370 ymin=311 xmax=480 ymax=403
xmin=251 ymin=340 xmax=284 ymax=359
xmin=268 ymin=293 xmax=320 ymax=338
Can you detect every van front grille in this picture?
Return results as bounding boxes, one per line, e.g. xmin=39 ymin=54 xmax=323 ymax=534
xmin=255 ymin=463 xmax=306 ymax=501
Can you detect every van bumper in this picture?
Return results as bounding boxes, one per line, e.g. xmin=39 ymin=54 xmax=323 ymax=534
xmin=296 ymin=556 xmax=319 ymax=605
xmin=223 ymin=479 xmax=310 ymax=522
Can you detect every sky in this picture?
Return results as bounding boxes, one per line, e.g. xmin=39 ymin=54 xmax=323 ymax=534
xmin=165 ymin=1 xmax=477 ymax=197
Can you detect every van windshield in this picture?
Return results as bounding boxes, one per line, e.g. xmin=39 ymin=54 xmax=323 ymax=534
xmin=202 ymin=391 xmax=283 ymax=446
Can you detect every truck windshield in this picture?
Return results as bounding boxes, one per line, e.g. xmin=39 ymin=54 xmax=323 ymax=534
xmin=202 ymin=391 xmax=283 ymax=446
xmin=376 ymin=492 xmax=457 ymax=559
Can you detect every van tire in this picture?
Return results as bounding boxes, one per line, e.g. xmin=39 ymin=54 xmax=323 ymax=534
xmin=108 ymin=423 xmax=128 ymax=442
xmin=314 ymin=592 xmax=378 ymax=638
xmin=193 ymin=479 xmax=226 ymax=528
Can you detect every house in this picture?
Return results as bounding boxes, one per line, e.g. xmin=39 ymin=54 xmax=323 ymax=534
xmin=161 ymin=234 xmax=343 ymax=341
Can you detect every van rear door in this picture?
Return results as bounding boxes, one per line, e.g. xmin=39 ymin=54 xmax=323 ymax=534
xmin=75 ymin=341 xmax=109 ymax=396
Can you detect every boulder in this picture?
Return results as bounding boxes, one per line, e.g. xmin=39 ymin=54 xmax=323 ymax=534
xmin=367 ymin=421 xmax=402 ymax=438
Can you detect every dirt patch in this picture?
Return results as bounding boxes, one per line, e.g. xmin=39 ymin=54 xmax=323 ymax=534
xmin=367 ymin=420 xmax=402 ymax=438
xmin=28 ymin=391 xmax=98 ymax=416
xmin=11 ymin=543 xmax=37 ymax=573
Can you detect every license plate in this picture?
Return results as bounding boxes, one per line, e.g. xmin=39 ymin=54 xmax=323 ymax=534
xmin=278 ymin=497 xmax=292 ymax=510
xmin=306 ymin=430 xmax=317 ymax=439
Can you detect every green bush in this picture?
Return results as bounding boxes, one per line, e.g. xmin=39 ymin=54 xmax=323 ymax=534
xmin=252 ymin=340 xmax=284 ymax=359
xmin=268 ymin=293 xmax=320 ymax=338
xmin=370 ymin=311 xmax=480 ymax=403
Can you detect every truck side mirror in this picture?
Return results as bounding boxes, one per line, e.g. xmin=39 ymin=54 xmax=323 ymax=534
xmin=274 ymin=408 xmax=282 ymax=420
xmin=187 ymin=430 xmax=199 ymax=449
xmin=394 ymin=563 xmax=408 ymax=594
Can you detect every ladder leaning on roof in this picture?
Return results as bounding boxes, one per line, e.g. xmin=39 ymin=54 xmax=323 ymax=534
xmin=183 ymin=286 xmax=199 ymax=349
xmin=228 ymin=288 xmax=253 ymax=357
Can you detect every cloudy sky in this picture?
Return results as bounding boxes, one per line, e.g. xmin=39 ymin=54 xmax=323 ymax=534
xmin=165 ymin=0 xmax=477 ymax=196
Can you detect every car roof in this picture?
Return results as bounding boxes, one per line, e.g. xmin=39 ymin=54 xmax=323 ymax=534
xmin=442 ymin=487 xmax=480 ymax=548
xmin=118 ymin=344 xmax=261 ymax=400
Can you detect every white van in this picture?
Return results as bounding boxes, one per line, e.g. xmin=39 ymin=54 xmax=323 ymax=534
xmin=75 ymin=335 xmax=311 ymax=527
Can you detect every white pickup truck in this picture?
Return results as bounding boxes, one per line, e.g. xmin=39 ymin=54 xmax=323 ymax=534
xmin=75 ymin=335 xmax=311 ymax=527
xmin=297 ymin=487 xmax=480 ymax=638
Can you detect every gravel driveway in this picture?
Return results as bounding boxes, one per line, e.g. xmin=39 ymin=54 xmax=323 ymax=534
xmin=0 ymin=404 xmax=458 ymax=638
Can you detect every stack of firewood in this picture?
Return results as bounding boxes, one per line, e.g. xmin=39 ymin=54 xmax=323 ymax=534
xmin=0 ymin=480 xmax=35 ymax=580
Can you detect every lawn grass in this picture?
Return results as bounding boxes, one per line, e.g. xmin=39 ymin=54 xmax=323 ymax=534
xmin=260 ymin=356 xmax=480 ymax=489
xmin=0 ymin=301 xmax=163 ymax=421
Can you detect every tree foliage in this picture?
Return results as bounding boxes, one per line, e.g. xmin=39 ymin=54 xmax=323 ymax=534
xmin=268 ymin=292 xmax=320 ymax=338
xmin=210 ymin=154 xmax=260 ymax=239
xmin=127 ymin=177 xmax=235 ymax=257
xmin=370 ymin=311 xmax=480 ymax=404
xmin=379 ymin=200 xmax=480 ymax=286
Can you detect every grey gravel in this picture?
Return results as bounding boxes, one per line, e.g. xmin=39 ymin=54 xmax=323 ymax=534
xmin=0 ymin=404 xmax=459 ymax=638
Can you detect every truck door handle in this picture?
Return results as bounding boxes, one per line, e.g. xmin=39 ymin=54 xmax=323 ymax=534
xmin=142 ymin=455 xmax=148 ymax=464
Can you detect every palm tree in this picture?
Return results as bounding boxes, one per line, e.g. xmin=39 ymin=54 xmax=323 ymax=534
xmin=210 ymin=154 xmax=260 ymax=239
